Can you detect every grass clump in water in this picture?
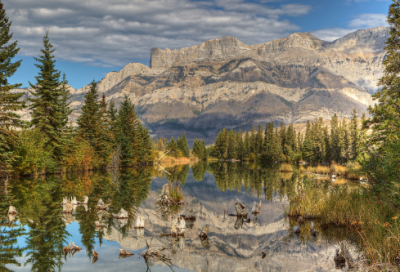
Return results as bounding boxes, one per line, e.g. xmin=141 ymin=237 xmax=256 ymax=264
xmin=279 ymin=163 xmax=293 ymax=172
xmin=288 ymin=179 xmax=400 ymax=268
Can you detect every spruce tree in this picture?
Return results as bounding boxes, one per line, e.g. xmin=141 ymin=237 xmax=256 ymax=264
xmin=0 ymin=1 xmax=24 ymax=173
xmin=116 ymin=95 xmax=141 ymax=166
xmin=236 ymin=128 xmax=243 ymax=160
xmin=29 ymin=32 xmax=62 ymax=157
xmin=77 ymin=81 xmax=100 ymax=147
xmin=244 ymin=129 xmax=250 ymax=157
xmin=350 ymin=108 xmax=359 ymax=159
xmin=59 ymin=73 xmax=72 ymax=129
xmin=177 ymin=133 xmax=190 ymax=157
xmin=366 ymin=0 xmax=400 ymax=146
xmin=228 ymin=130 xmax=237 ymax=159
xmin=255 ymin=125 xmax=263 ymax=154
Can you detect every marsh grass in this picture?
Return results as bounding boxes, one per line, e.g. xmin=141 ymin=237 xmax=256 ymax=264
xmin=280 ymin=163 xmax=293 ymax=172
xmin=288 ymin=181 xmax=400 ymax=267
xmin=168 ymin=182 xmax=184 ymax=203
xmin=300 ymin=161 xmax=364 ymax=180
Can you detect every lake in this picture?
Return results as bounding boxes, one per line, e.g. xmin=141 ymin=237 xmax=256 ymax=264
xmin=1 ymin=162 xmax=362 ymax=271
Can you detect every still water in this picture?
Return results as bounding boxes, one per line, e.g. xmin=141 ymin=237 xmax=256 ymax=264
xmin=1 ymin=162 xmax=361 ymax=272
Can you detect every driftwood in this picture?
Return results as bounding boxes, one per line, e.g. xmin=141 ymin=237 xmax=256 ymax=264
xmin=139 ymin=238 xmax=172 ymax=268
xmin=63 ymin=202 xmax=73 ymax=213
xmin=334 ymin=249 xmax=346 ymax=269
xmin=199 ymin=225 xmax=209 ymax=238
xmin=340 ymin=242 xmax=356 ymax=268
xmin=78 ymin=196 xmax=89 ymax=205
xmin=310 ymin=222 xmax=317 ymax=237
xmin=97 ymin=198 xmax=109 ymax=210
xmin=119 ymin=249 xmax=134 ymax=256
xmin=71 ymin=196 xmax=78 ymax=205
xmin=92 ymin=250 xmax=98 ymax=264
xmin=170 ymin=217 xmax=186 ymax=236
xmin=235 ymin=201 xmax=247 ymax=217
xmin=251 ymin=201 xmax=261 ymax=214
xmin=8 ymin=206 xmax=17 ymax=215
xmin=64 ymin=242 xmax=82 ymax=255
xmin=113 ymin=208 xmax=128 ymax=219
xmin=134 ymin=216 xmax=144 ymax=229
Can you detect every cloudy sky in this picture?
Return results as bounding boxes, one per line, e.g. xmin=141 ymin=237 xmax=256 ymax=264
xmin=5 ymin=0 xmax=390 ymax=89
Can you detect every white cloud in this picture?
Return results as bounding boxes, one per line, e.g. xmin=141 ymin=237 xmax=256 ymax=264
xmin=313 ymin=13 xmax=387 ymax=42
xmin=348 ymin=13 xmax=388 ymax=29
xmin=3 ymin=0 xmax=310 ymax=67
xmin=312 ymin=28 xmax=357 ymax=42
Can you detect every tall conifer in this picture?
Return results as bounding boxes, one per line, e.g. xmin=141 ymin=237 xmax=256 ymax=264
xmin=0 ymin=1 xmax=24 ymax=172
xmin=29 ymin=32 xmax=62 ymax=157
xmin=366 ymin=0 xmax=400 ymax=146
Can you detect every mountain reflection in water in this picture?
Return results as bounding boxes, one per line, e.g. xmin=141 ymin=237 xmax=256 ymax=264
xmin=1 ymin=162 xmax=361 ymax=272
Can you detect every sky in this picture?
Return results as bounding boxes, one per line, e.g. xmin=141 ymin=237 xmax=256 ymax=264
xmin=4 ymin=0 xmax=391 ymax=89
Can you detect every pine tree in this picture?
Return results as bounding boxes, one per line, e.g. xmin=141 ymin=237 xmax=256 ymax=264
xmin=177 ymin=133 xmax=190 ymax=157
xmin=77 ymin=81 xmax=100 ymax=147
xmin=255 ymin=125 xmax=263 ymax=154
xmin=350 ymin=108 xmax=359 ymax=159
xmin=366 ymin=0 xmax=400 ymax=146
xmin=250 ymin=126 xmax=256 ymax=153
xmin=29 ymin=32 xmax=62 ymax=157
xmin=0 ymin=1 xmax=24 ymax=173
xmin=166 ymin=137 xmax=178 ymax=157
xmin=244 ymin=129 xmax=250 ymax=157
xmin=58 ymin=73 xmax=72 ymax=129
xmin=115 ymin=95 xmax=141 ymax=166
xmin=236 ymin=128 xmax=243 ymax=160
xmin=228 ymin=130 xmax=237 ymax=159
xmin=302 ymin=121 xmax=313 ymax=161
xmin=330 ymin=114 xmax=340 ymax=162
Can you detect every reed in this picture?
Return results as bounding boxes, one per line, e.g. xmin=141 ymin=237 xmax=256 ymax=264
xmin=279 ymin=163 xmax=293 ymax=172
xmin=288 ymin=183 xmax=400 ymax=267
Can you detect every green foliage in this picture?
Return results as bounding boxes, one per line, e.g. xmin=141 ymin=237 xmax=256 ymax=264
xmin=29 ymin=32 xmax=63 ymax=158
xmin=192 ymin=138 xmax=207 ymax=160
xmin=0 ymin=1 xmax=24 ymax=173
xmin=366 ymin=0 xmax=400 ymax=146
xmin=177 ymin=133 xmax=190 ymax=157
xmin=115 ymin=95 xmax=141 ymax=167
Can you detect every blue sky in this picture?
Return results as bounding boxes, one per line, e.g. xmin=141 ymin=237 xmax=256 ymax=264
xmin=4 ymin=0 xmax=391 ymax=89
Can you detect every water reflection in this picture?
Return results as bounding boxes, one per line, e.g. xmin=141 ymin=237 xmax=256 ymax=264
xmin=2 ymin=162 xmax=362 ymax=271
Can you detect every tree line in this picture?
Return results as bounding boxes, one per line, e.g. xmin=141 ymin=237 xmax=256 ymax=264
xmin=0 ymin=5 xmax=153 ymax=177
xmin=153 ymin=134 xmax=207 ymax=160
xmin=210 ymin=109 xmax=367 ymax=164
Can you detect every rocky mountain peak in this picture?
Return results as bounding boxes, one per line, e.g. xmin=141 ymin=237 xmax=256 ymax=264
xmin=328 ymin=26 xmax=389 ymax=54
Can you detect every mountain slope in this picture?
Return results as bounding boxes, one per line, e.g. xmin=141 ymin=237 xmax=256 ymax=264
xmin=14 ymin=27 xmax=388 ymax=144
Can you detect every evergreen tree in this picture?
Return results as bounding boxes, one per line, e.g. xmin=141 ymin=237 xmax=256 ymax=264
xmin=366 ymin=0 xmax=400 ymax=146
xmin=244 ymin=129 xmax=250 ymax=157
xmin=177 ymin=133 xmax=190 ymax=157
xmin=0 ymin=1 xmax=24 ymax=173
xmin=302 ymin=121 xmax=313 ymax=161
xmin=330 ymin=114 xmax=340 ymax=162
xmin=29 ymin=32 xmax=62 ymax=157
xmin=236 ymin=128 xmax=243 ymax=160
xmin=77 ymin=81 xmax=101 ymax=147
xmin=228 ymin=130 xmax=237 ymax=159
xmin=350 ymin=108 xmax=359 ymax=159
xmin=115 ymin=95 xmax=141 ymax=166
xmin=166 ymin=137 xmax=178 ymax=157
xmin=250 ymin=126 xmax=256 ymax=153
xmin=255 ymin=125 xmax=263 ymax=154
xmin=58 ymin=73 xmax=72 ymax=129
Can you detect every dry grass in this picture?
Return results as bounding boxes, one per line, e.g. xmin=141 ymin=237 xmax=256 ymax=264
xmin=279 ymin=163 xmax=293 ymax=172
xmin=300 ymin=161 xmax=364 ymax=180
xmin=288 ymin=183 xmax=400 ymax=266
xmin=169 ymin=182 xmax=184 ymax=203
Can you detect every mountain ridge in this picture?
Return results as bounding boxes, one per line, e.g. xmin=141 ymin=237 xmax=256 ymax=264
xmin=15 ymin=26 xmax=389 ymax=144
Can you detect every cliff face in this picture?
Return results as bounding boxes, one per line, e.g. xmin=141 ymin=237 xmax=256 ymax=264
xmin=15 ymin=27 xmax=388 ymax=144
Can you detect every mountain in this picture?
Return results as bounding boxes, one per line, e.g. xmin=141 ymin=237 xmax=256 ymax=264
xmin=15 ymin=27 xmax=389 ymax=144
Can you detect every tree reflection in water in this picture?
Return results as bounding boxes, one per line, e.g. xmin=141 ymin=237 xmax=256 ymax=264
xmin=208 ymin=162 xmax=298 ymax=201
xmin=0 ymin=180 xmax=26 ymax=272
xmin=11 ymin=177 xmax=69 ymax=272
